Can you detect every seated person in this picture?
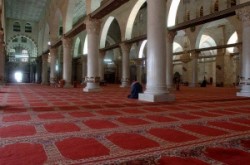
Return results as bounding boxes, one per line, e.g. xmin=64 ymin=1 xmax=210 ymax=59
xmin=128 ymin=81 xmax=143 ymax=99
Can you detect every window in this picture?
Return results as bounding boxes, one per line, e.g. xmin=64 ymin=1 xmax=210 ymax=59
xmin=59 ymin=26 xmax=63 ymax=36
xmin=200 ymin=6 xmax=204 ymax=17
xmin=13 ymin=22 xmax=21 ymax=32
xmin=231 ymin=0 xmax=236 ymax=6
xmin=186 ymin=11 xmax=190 ymax=21
xmin=21 ymin=37 xmax=27 ymax=43
xmin=25 ymin=23 xmax=32 ymax=33
xmin=214 ymin=0 xmax=219 ymax=12
xmin=12 ymin=38 xmax=18 ymax=42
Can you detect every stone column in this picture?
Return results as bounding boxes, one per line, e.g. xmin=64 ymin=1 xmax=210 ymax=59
xmin=41 ymin=54 xmax=49 ymax=85
xmin=215 ymin=49 xmax=225 ymax=87
xmin=136 ymin=59 xmax=142 ymax=83
xmin=120 ymin=43 xmax=131 ymax=87
xmin=166 ymin=31 xmax=176 ymax=89
xmin=237 ymin=7 xmax=250 ymax=97
xmin=81 ymin=55 xmax=87 ymax=84
xmin=62 ymin=38 xmax=73 ymax=88
xmin=139 ymin=0 xmax=175 ymax=102
xmin=189 ymin=51 xmax=199 ymax=87
xmin=49 ymin=48 xmax=57 ymax=84
xmin=99 ymin=50 xmax=105 ymax=81
xmin=83 ymin=16 xmax=101 ymax=92
xmin=0 ymin=30 xmax=5 ymax=85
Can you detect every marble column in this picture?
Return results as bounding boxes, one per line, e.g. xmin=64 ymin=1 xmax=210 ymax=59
xmin=99 ymin=50 xmax=105 ymax=81
xmin=166 ymin=31 xmax=176 ymax=89
xmin=237 ymin=7 xmax=250 ymax=97
xmin=136 ymin=59 xmax=142 ymax=84
xmin=0 ymin=29 xmax=5 ymax=85
xmin=189 ymin=51 xmax=199 ymax=87
xmin=139 ymin=0 xmax=175 ymax=102
xmin=49 ymin=48 xmax=57 ymax=84
xmin=83 ymin=16 xmax=101 ymax=92
xmin=81 ymin=55 xmax=87 ymax=84
xmin=120 ymin=43 xmax=131 ymax=87
xmin=62 ymin=38 xmax=73 ymax=88
xmin=41 ymin=54 xmax=49 ymax=85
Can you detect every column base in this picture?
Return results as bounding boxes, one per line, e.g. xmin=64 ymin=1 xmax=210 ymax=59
xmin=189 ymin=83 xmax=198 ymax=87
xmin=237 ymin=92 xmax=250 ymax=97
xmin=120 ymin=83 xmax=130 ymax=88
xmin=83 ymin=83 xmax=101 ymax=92
xmin=139 ymin=93 xmax=175 ymax=102
xmin=64 ymin=83 xmax=73 ymax=88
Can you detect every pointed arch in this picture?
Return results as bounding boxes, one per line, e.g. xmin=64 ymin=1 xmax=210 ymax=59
xmin=74 ymin=37 xmax=81 ymax=58
xmin=167 ymin=0 xmax=181 ymax=27
xmin=43 ymin=23 xmax=50 ymax=51
xmin=125 ymin=0 xmax=146 ymax=40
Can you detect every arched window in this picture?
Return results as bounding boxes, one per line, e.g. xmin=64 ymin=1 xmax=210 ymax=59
xmin=214 ymin=0 xmax=219 ymax=12
xmin=25 ymin=23 xmax=32 ymax=33
xmin=200 ymin=6 xmax=204 ymax=17
xmin=186 ymin=11 xmax=190 ymax=21
xmin=13 ymin=22 xmax=21 ymax=32
xmin=231 ymin=0 xmax=236 ymax=6
xmin=59 ymin=26 xmax=63 ymax=36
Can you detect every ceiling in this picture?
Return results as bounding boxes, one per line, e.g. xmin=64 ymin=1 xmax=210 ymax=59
xmin=5 ymin=0 xmax=48 ymax=22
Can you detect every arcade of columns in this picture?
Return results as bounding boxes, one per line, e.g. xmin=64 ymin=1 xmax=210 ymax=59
xmin=1 ymin=1 xmax=250 ymax=101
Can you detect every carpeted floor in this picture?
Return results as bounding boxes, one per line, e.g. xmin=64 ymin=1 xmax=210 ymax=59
xmin=0 ymin=84 xmax=250 ymax=165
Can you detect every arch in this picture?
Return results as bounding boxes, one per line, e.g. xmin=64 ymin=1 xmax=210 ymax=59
xmin=167 ymin=0 xmax=181 ymax=27
xmin=100 ymin=16 xmax=115 ymax=48
xmin=43 ymin=23 xmax=50 ymax=51
xmin=25 ymin=23 xmax=32 ymax=33
xmin=139 ymin=40 xmax=147 ymax=58
xmin=13 ymin=22 xmax=21 ymax=32
xmin=227 ymin=31 xmax=238 ymax=53
xmin=214 ymin=0 xmax=219 ymax=12
xmin=74 ymin=37 xmax=81 ymax=58
xmin=53 ymin=8 xmax=63 ymax=38
xmin=200 ymin=6 xmax=204 ymax=17
xmin=83 ymin=35 xmax=88 ymax=55
xmin=64 ymin=1 xmax=75 ymax=32
xmin=199 ymin=34 xmax=217 ymax=56
xmin=125 ymin=0 xmax=146 ymax=40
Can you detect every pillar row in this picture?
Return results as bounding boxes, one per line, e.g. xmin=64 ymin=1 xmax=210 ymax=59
xmin=189 ymin=51 xmax=199 ymax=87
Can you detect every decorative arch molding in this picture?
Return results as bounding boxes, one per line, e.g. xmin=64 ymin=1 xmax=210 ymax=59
xmin=6 ymin=34 xmax=38 ymax=52
xmin=100 ymin=16 xmax=117 ymax=48
xmin=50 ymin=8 xmax=63 ymax=39
xmin=125 ymin=0 xmax=146 ymax=40
xmin=74 ymin=37 xmax=81 ymax=58
xmin=43 ymin=23 xmax=50 ymax=52
xmin=64 ymin=1 xmax=75 ymax=32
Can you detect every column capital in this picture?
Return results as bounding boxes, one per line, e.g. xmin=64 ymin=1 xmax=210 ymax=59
xmin=42 ymin=54 xmax=48 ymax=62
xmin=167 ymin=31 xmax=177 ymax=42
xmin=99 ymin=50 xmax=106 ymax=57
xmin=84 ymin=15 xmax=101 ymax=35
xmin=119 ymin=42 xmax=131 ymax=53
xmin=236 ymin=6 xmax=250 ymax=26
xmin=49 ymin=48 xmax=57 ymax=56
xmin=62 ymin=37 xmax=73 ymax=49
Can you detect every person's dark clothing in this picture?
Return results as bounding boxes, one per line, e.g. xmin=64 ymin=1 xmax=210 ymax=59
xmin=128 ymin=82 xmax=143 ymax=99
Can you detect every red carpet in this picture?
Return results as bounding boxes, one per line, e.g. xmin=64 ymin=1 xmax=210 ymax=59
xmin=0 ymin=84 xmax=249 ymax=164
xmin=55 ymin=137 xmax=110 ymax=160
xmin=0 ymin=143 xmax=47 ymax=165
xmin=204 ymin=147 xmax=250 ymax=165
xmin=159 ymin=156 xmax=209 ymax=165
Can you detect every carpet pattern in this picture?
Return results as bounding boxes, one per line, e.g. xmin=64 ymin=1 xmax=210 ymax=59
xmin=0 ymin=84 xmax=250 ymax=165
